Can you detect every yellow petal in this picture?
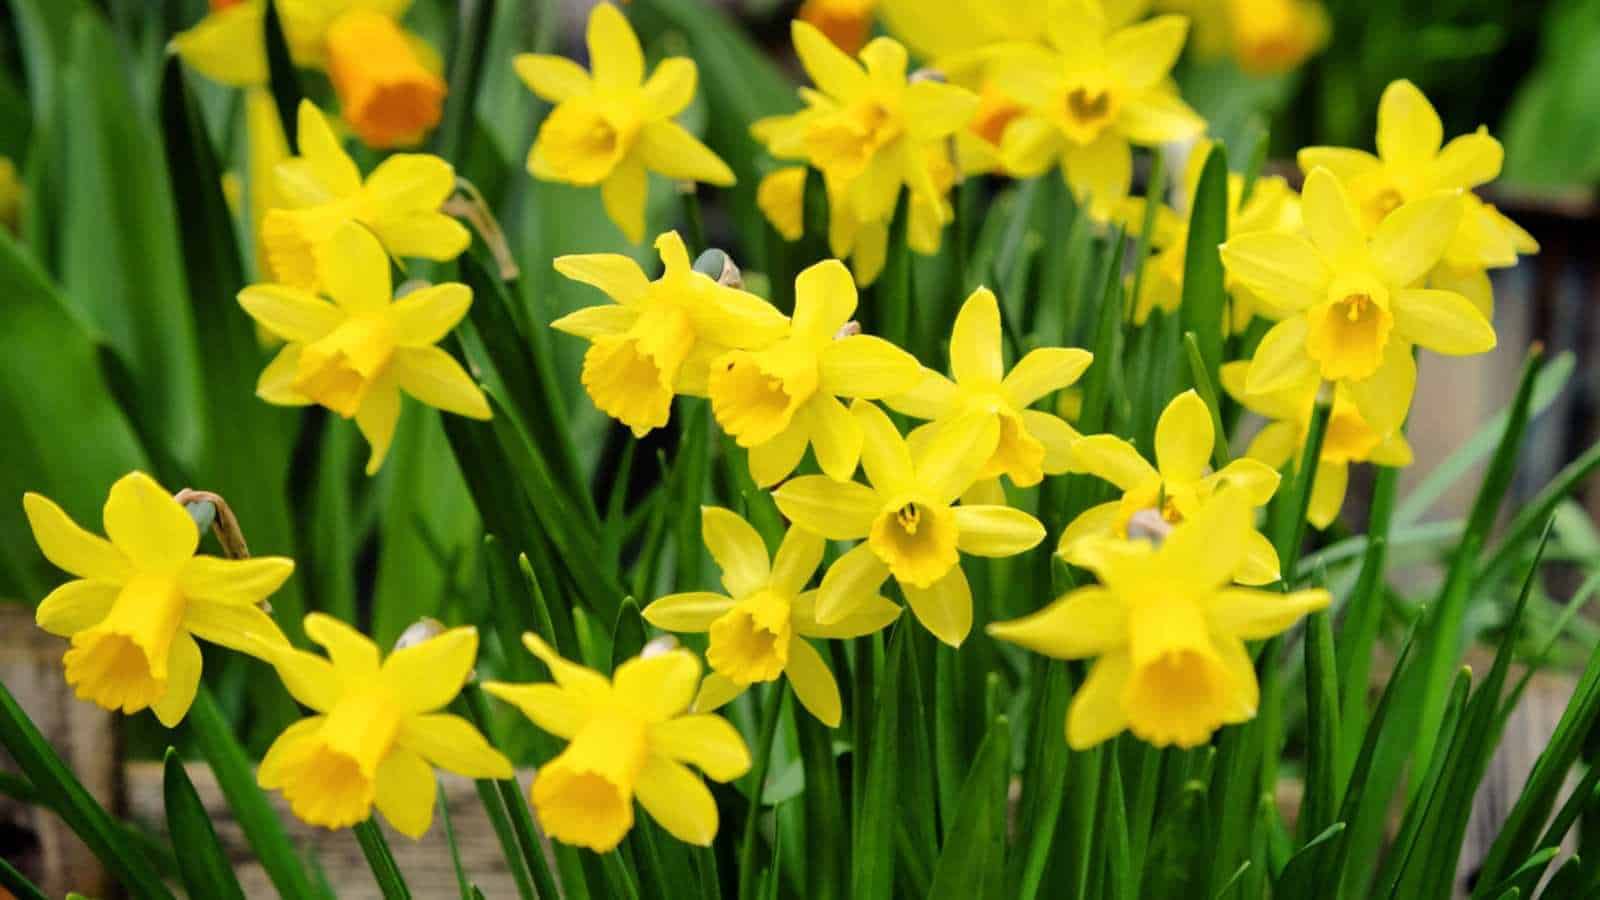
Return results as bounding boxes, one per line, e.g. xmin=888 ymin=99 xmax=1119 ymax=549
xmin=257 ymin=716 xmax=325 ymax=788
xmin=783 ymin=639 xmax=842 ymax=726
xmin=171 ymin=4 xmax=268 ymax=87
xmin=1056 ymin=501 xmax=1121 ymax=560
xmin=749 ymin=421 xmax=810 ymax=487
xmin=35 ymin=580 xmax=118 ymax=637
xmin=1067 ymin=653 xmax=1132 ymax=750
xmin=1376 ymin=79 xmax=1442 ymax=172
xmin=178 ymin=556 xmax=295 ymax=606
xmin=903 ymin=81 xmax=981 ymax=140
xmin=950 ymin=287 xmax=1004 ymax=386
xmin=399 ymin=713 xmax=513 ymax=779
xmin=185 ymin=599 xmax=288 ymax=660
xmin=1307 ymin=459 xmax=1348 ymax=529
xmin=901 ymin=566 xmax=972 ymax=647
xmin=257 ymin=344 xmax=314 ymax=406
xmin=1154 ymin=390 xmax=1213 ymax=485
xmin=819 ymin=336 xmax=922 ymax=399
xmin=305 ymin=612 xmax=382 ymax=677
xmin=915 ymin=413 xmax=1001 ymax=505
xmin=103 ymin=472 xmax=197 ymax=573
xmin=1301 ymin=167 xmax=1368 ymax=267
xmin=1371 ymin=191 xmax=1461 ymax=288
xmin=373 ymin=746 xmax=435 ymax=839
xmin=238 ymin=285 xmax=345 ymax=343
xmin=642 ymin=57 xmax=698 ymax=116
xmin=1160 ymin=490 xmax=1250 ymax=590
xmin=1068 ymin=435 xmax=1156 ymax=490
xmin=613 ymin=649 xmax=701 ymax=721
xmin=851 ymin=400 xmax=915 ymax=495
xmin=987 ymin=586 xmax=1128 ymax=660
xmin=1021 ymin=410 xmax=1079 ymax=473
xmin=355 ymin=381 xmax=403 ymax=475
xmin=635 ymin=756 xmax=719 ymax=845
xmin=807 ymin=394 xmax=865 ymax=482
xmin=601 ymin=158 xmax=649 ymax=244
xmin=364 ymin=153 xmax=457 ymax=210
xmin=638 ymin=121 xmax=735 ymax=186
xmin=370 ymin=212 xmax=469 ymax=264
xmin=693 ymin=672 xmax=746 ymax=713
xmin=1106 ymin=15 xmax=1187 ymax=89
xmin=392 ymin=347 xmax=491 ymax=419
xmin=1433 ymin=129 xmax=1503 ymax=190
xmin=150 ymin=634 xmax=203 ymax=727
xmin=482 ymin=682 xmax=590 ymax=738
xmin=1345 ymin=341 xmax=1415 ymax=435
xmin=388 ymin=283 xmax=471 ymax=347
xmin=1295 ymin=146 xmax=1381 ymax=183
xmin=550 ymin=304 xmax=641 ymax=339
xmin=272 ymin=646 xmax=341 ymax=713
xmin=292 ymin=101 xmax=361 ymax=198
xmin=858 ymin=37 xmax=908 ymax=86
xmin=773 ymin=476 xmax=879 ymax=540
xmin=519 ymin=633 xmax=612 ymax=698
xmin=816 ymin=543 xmax=891 ymax=625
xmin=1218 ymin=232 xmax=1328 ymax=313
xmin=757 ymin=167 xmax=807 ymax=242
xmin=1390 ymin=288 xmax=1495 ymax=356
xmin=554 ymin=253 xmax=651 ymax=304
xmin=702 ymin=506 xmax=772 ymax=598
xmin=791 ymin=19 xmax=868 ymax=100
xmin=22 ymin=493 xmax=130 ymax=582
xmin=884 ymin=369 xmax=959 ymax=419
xmin=792 ymin=589 xmax=899 ymax=639
xmin=383 ymin=626 xmax=478 ymax=713
xmin=771 ymin=527 xmax=826 ymax=596
xmin=1207 ymin=458 xmax=1282 ymax=506
xmin=792 ymin=259 xmax=856 ymax=341
xmin=1205 ymin=588 xmax=1330 ymax=640
xmin=1246 ymin=317 xmax=1318 ymax=395
xmin=1235 ymin=528 xmax=1282 ymax=586
xmin=322 ymin=224 xmax=392 ymax=316
xmin=650 ymin=714 xmax=752 ymax=779
xmin=587 ymin=2 xmax=645 ymax=89
xmin=953 ymin=506 xmax=1045 ymax=557
xmin=644 ymin=592 xmax=735 ymax=632
xmin=1002 ymin=348 xmax=1093 ymax=408
xmin=513 ymin=53 xmax=592 ymax=102
xmin=1115 ymin=91 xmax=1204 ymax=145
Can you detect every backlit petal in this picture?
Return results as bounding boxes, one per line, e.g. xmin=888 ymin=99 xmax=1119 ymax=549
xmin=1067 ymin=653 xmax=1132 ymax=749
xmin=792 ymin=589 xmax=899 ymax=639
xmin=1246 ymin=318 xmax=1318 ymax=395
xmin=784 ymin=639 xmax=843 ymax=726
xmin=1154 ymin=390 xmax=1213 ymax=485
xmin=819 ymin=336 xmax=923 ymax=399
xmin=150 ymin=634 xmax=203 ymax=727
xmin=1207 ymin=458 xmax=1282 ymax=506
xmin=807 ymin=394 xmax=864 ymax=482
xmin=651 ymin=714 xmax=752 ymax=779
xmin=1235 ymin=528 xmax=1282 ymax=585
xmin=1433 ymin=129 xmax=1503 ymax=190
xmin=383 ymin=627 xmax=478 ymax=713
xmin=1301 ymin=168 xmax=1368 ymax=267
xmin=884 ymin=370 xmax=959 ymax=420
xmin=816 ymin=543 xmax=891 ymax=625
xmin=1003 ymin=348 xmax=1093 ymax=407
xmin=614 ymin=649 xmax=701 ymax=721
xmin=392 ymin=347 xmax=492 ymax=419
xmin=399 ymin=713 xmax=513 ymax=779
xmin=792 ymin=20 xmax=868 ymax=100
xmin=373 ymin=746 xmax=435 ymax=839
xmin=901 ymin=566 xmax=972 ymax=647
xmin=1205 ymin=588 xmax=1330 ymax=640
xmin=1219 ymin=233 xmax=1328 ymax=313
xmin=916 ymin=413 xmax=1000 ymax=506
xmin=238 ymin=285 xmax=345 ymax=342
xmin=693 ymin=673 xmax=746 ymax=713
xmin=388 ymin=284 xmax=471 ymax=347
xmin=702 ymin=507 xmax=772 ymax=598
xmin=1295 ymin=147 xmax=1380 ymax=183
xmin=1371 ymin=192 xmax=1461 ymax=288
xmin=1106 ymin=15 xmax=1187 ymax=89
xmin=854 ymin=399 xmax=916 ymax=495
xmin=903 ymin=81 xmax=981 ymax=140
xmin=642 ymin=57 xmax=698 ymax=115
xmin=792 ymin=259 xmax=857 ymax=341
xmin=1068 ymin=435 xmax=1156 ymax=490
xmin=1390 ymin=288 xmax=1495 ymax=355
xmin=601 ymin=158 xmax=649 ymax=244
xmin=355 ymin=381 xmax=402 ymax=475
xmin=988 ymin=586 xmax=1127 ymax=660
xmin=553 ymin=254 xmax=651 ymax=305
xmin=749 ymin=421 xmax=811 ymax=487
xmin=953 ymin=506 xmax=1045 ymax=557
xmin=1022 ymin=410 xmax=1080 ymax=473
xmin=35 ymin=581 xmax=118 ymax=637
xmin=1116 ymin=91 xmax=1204 ymax=145
xmin=103 ymin=472 xmax=197 ymax=572
xmin=771 ymin=527 xmax=826 ymax=596
xmin=1376 ymin=79 xmax=1441 ymax=172
xmin=481 ymin=682 xmax=590 ymax=739
xmin=1307 ymin=459 xmax=1348 ymax=529
xmin=636 ymin=756 xmax=719 ymax=845
xmin=22 ymin=494 xmax=129 ymax=582
xmin=638 ymin=121 xmax=735 ymax=186
xmin=1345 ymin=341 xmax=1415 ymax=435
xmin=178 ymin=557 xmax=294 ymax=606
xmin=549 ymin=304 xmax=641 ymax=339
xmin=513 ymin=53 xmax=592 ymax=102
xmin=950 ymin=287 xmax=1004 ymax=385
xmin=773 ymin=476 xmax=880 ymax=540
xmin=294 ymin=101 xmax=361 ymax=198
xmin=644 ymin=592 xmax=735 ymax=632
xmin=185 ymin=600 xmax=289 ymax=660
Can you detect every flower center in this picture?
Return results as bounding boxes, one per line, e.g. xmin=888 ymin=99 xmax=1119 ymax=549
xmin=1305 ymin=280 xmax=1393 ymax=382
xmin=278 ymin=742 xmax=378 ymax=831
xmin=1123 ymin=647 xmax=1241 ymax=749
xmin=62 ymin=576 xmax=186 ymax=715
xmin=707 ymin=590 xmax=793 ymax=685
xmin=294 ymin=317 xmax=395 ymax=418
xmin=1062 ymin=84 xmax=1118 ymax=143
xmin=580 ymin=307 xmax=695 ymax=438
xmin=869 ymin=498 xmax=960 ymax=588
xmin=532 ymin=714 xmax=651 ymax=853
xmin=537 ymin=101 xmax=635 ymax=185
xmin=977 ymin=410 xmax=1047 ymax=486
xmin=1320 ymin=396 xmax=1382 ymax=463
xmin=1364 ymin=187 xmax=1406 ymax=230
xmin=708 ymin=346 xmax=819 ymax=448
xmin=805 ymin=102 xmax=903 ymax=180
xmin=970 ymin=82 xmax=1024 ymax=148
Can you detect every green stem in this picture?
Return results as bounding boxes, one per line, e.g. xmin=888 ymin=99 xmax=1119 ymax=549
xmin=355 ymin=819 xmax=413 ymax=900
xmin=462 ymin=685 xmax=560 ymax=900
xmin=739 ymin=686 xmax=788 ymax=900
xmin=681 ymin=186 xmax=708 ymax=257
xmin=1279 ymin=395 xmax=1333 ymax=586
xmin=1183 ymin=331 xmax=1231 ymax=468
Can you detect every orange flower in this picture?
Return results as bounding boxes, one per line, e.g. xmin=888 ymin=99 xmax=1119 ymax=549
xmin=325 ymin=9 xmax=446 ymax=149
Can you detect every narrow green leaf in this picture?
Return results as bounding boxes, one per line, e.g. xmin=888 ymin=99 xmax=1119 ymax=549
xmin=1335 ymin=467 xmax=1396 ymax=772
xmin=432 ymin=0 xmax=495 ymax=161
xmin=1277 ymin=398 xmax=1332 ymax=581
xmin=1144 ymin=780 xmax=1210 ymax=899
xmin=1371 ymin=667 xmax=1472 ymax=899
xmin=739 ymin=687 xmax=787 ymax=900
xmin=1009 ymin=662 xmax=1073 ymax=900
xmin=1475 ymin=847 xmax=1560 ymax=900
xmin=854 ymin=623 xmax=910 ymax=899
xmin=163 ymin=749 xmax=246 ymax=900
xmin=1301 ymin=612 xmax=1341 ymax=840
xmin=0 ymin=857 xmax=48 ymax=900
xmin=927 ymin=716 xmax=1011 ymax=897
xmin=1177 ymin=142 xmax=1229 ymax=392
xmin=1272 ymin=823 xmax=1345 ymax=895
xmin=461 ymin=684 xmax=564 ymax=900
xmin=262 ymin=0 xmax=302 ymax=143
xmin=438 ymin=779 xmax=478 ymax=900
xmin=355 ymin=818 xmax=413 ymax=900
xmin=797 ymin=692 xmax=845 ymax=900
xmin=1183 ymin=331 xmax=1231 ymax=468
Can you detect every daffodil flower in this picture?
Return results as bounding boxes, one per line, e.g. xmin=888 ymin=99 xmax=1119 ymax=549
xmin=1220 ymin=362 xmax=1412 ymax=529
xmin=987 ymin=4 xmax=1204 ymax=220
xmin=173 ymin=1 xmax=446 ymax=148
xmin=751 ymin=23 xmax=978 ymax=282
xmin=773 ymin=400 xmax=1044 ymax=646
xmin=551 ymin=231 xmax=790 ymax=438
xmin=645 ymin=509 xmax=901 ymax=726
xmin=1219 ymin=167 xmax=1495 ymax=436
xmin=262 ymin=101 xmax=469 ymax=294
xmin=1061 ymin=390 xmax=1282 ymax=584
xmin=798 ymin=0 xmax=878 ymax=55
xmin=1224 ymin=0 xmax=1329 ymax=75
xmin=708 ymin=260 xmax=921 ymax=485
xmin=1119 ymin=140 xmax=1304 ymax=329
xmin=515 ymin=2 xmax=735 ymax=243
xmin=1297 ymin=79 xmax=1537 ymax=316
xmin=484 ymin=635 xmax=752 ymax=853
xmin=262 ymin=614 xmax=512 ymax=837
xmin=240 ymin=221 xmax=491 ymax=474
xmin=22 ymin=472 xmax=293 ymax=726
xmin=887 ymin=287 xmax=1091 ymax=502
xmin=990 ymin=490 xmax=1331 ymax=749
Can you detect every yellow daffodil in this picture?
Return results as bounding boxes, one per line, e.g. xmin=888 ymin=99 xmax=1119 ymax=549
xmin=172 ymin=1 xmax=446 ymax=148
xmin=1120 ymin=140 xmax=1303 ymax=329
xmin=773 ymin=400 xmax=1044 ymax=646
xmin=261 ymin=101 xmax=469 ymax=294
xmin=990 ymin=490 xmax=1330 ymax=749
xmin=644 ymin=509 xmax=900 ymax=725
xmin=239 ymin=221 xmax=491 ymax=474
xmin=708 ymin=260 xmax=921 ymax=485
xmin=986 ymin=4 xmax=1204 ymax=220
xmin=485 ymin=634 xmax=752 ymax=852
xmin=262 ymin=614 xmax=512 ymax=837
xmin=22 ymin=472 xmax=293 ymax=726
xmin=751 ymin=23 xmax=978 ymax=282
xmin=515 ymin=3 xmax=735 ymax=243
xmin=799 ymin=0 xmax=878 ymax=55
xmin=1297 ymin=79 xmax=1538 ymax=316
xmin=887 ymin=287 xmax=1092 ymax=503
xmin=1061 ymin=390 xmax=1282 ymax=584
xmin=1224 ymin=0 xmax=1329 ymax=75
xmin=0 ymin=156 xmax=22 ymax=233
xmin=1220 ymin=362 xmax=1412 ymax=529
xmin=1219 ymin=167 xmax=1494 ymax=437
xmin=877 ymin=0 xmax=1151 ymax=74
xmin=551 ymin=231 xmax=790 ymax=438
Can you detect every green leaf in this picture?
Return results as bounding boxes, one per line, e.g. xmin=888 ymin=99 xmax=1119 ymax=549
xmin=797 ymin=685 xmax=846 ymax=900
xmin=1301 ymin=611 xmax=1341 ymax=840
xmin=262 ymin=0 xmax=303 ymax=143
xmin=355 ymin=818 xmax=414 ymax=900
xmin=739 ymin=687 xmax=787 ymax=900
xmin=1009 ymin=661 xmax=1073 ymax=900
xmin=432 ymin=0 xmax=496 ymax=161
xmin=0 ymin=679 xmax=173 ymax=899
xmin=1272 ymin=823 xmax=1345 ymax=895
xmin=1177 ymin=142 xmax=1229 ymax=392
xmin=437 ymin=779 xmax=478 ymax=900
xmin=1183 ymin=331 xmax=1231 ymax=469
xmin=162 ymin=749 xmax=246 ymax=900
xmin=0 ymin=856 xmax=48 ymax=900
xmin=854 ymin=623 xmax=911 ymax=900
xmin=927 ymin=716 xmax=1011 ymax=897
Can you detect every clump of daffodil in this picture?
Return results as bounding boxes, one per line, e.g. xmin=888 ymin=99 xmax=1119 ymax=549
xmin=260 ymin=101 xmax=469 ymax=294
xmin=515 ymin=2 xmax=735 ymax=243
xmin=1062 ymin=390 xmax=1282 ymax=584
xmin=1120 ymin=140 xmax=1303 ymax=329
xmin=799 ymin=0 xmax=879 ymax=55
xmin=991 ymin=490 xmax=1331 ymax=749
xmin=708 ymin=259 xmax=921 ymax=485
xmin=261 ymin=614 xmax=511 ymax=837
xmin=485 ymin=634 xmax=752 ymax=852
xmin=773 ymin=400 xmax=1044 ymax=647
xmin=645 ymin=509 xmax=900 ymax=725
xmin=751 ymin=23 xmax=978 ymax=284
xmin=239 ymin=221 xmax=491 ymax=474
xmin=887 ymin=287 xmax=1092 ymax=504
xmin=984 ymin=4 xmax=1205 ymax=220
xmin=552 ymin=231 xmax=790 ymax=438
xmin=22 ymin=472 xmax=293 ymax=726
xmin=1219 ymin=166 xmax=1495 ymax=437
xmin=1221 ymin=362 xmax=1412 ymax=529
xmin=1159 ymin=0 xmax=1328 ymax=76
xmin=172 ymin=1 xmax=446 ymax=149
xmin=1298 ymin=79 xmax=1537 ymax=317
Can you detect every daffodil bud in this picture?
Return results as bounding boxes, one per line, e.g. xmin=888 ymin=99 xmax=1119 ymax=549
xmin=394 ymin=617 xmax=448 ymax=651
xmin=640 ymin=635 xmax=680 ymax=659
xmin=692 ymin=248 xmax=743 ymax=289
xmin=1125 ymin=508 xmax=1173 ymax=544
